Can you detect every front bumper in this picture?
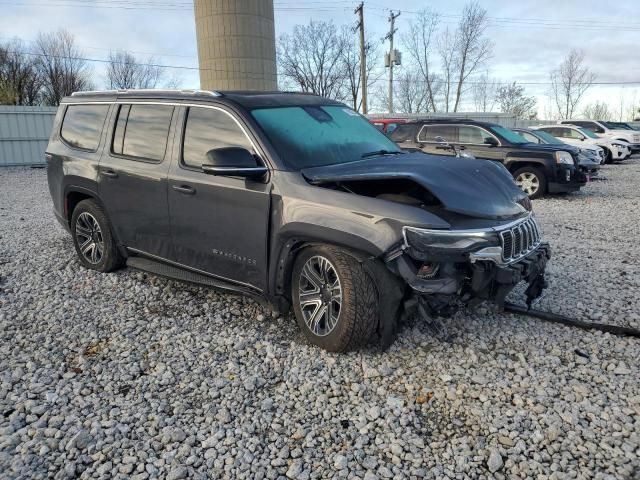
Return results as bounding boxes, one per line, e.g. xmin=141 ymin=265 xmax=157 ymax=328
xmin=549 ymin=164 xmax=586 ymax=193
xmin=392 ymin=240 xmax=551 ymax=308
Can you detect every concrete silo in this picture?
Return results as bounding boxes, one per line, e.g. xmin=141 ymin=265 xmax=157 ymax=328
xmin=194 ymin=0 xmax=277 ymax=91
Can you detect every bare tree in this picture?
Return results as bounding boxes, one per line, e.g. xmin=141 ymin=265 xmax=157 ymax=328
xmin=394 ymin=69 xmax=428 ymax=114
xmin=34 ymin=29 xmax=93 ymax=105
xmin=451 ymin=1 xmax=492 ymax=112
xmin=106 ymin=51 xmax=164 ymax=89
xmin=471 ymin=72 xmax=497 ymax=112
xmin=495 ymin=82 xmax=537 ymax=119
xmin=341 ymin=28 xmax=381 ymax=112
xmin=438 ymin=27 xmax=457 ymax=112
xmin=278 ymin=21 xmax=348 ymax=100
xmin=402 ymin=9 xmax=440 ymax=112
xmin=582 ymin=101 xmax=613 ymax=121
xmin=0 ymin=39 xmax=42 ymax=105
xmin=550 ymin=49 xmax=596 ymax=120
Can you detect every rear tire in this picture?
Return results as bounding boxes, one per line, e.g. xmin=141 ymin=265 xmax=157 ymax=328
xmin=291 ymin=246 xmax=378 ymax=352
xmin=71 ymin=199 xmax=124 ymax=272
xmin=514 ymin=166 xmax=546 ymax=199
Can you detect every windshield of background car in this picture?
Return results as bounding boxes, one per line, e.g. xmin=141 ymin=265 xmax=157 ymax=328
xmin=251 ymin=105 xmax=401 ymax=169
xmin=579 ymin=128 xmax=600 ymax=139
xmin=490 ymin=126 xmax=529 ymax=144
xmin=532 ymin=130 xmax=564 ymax=145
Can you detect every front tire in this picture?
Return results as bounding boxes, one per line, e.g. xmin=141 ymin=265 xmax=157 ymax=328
xmin=514 ymin=166 xmax=546 ymax=199
xmin=291 ymin=246 xmax=378 ymax=352
xmin=71 ymin=199 xmax=124 ymax=272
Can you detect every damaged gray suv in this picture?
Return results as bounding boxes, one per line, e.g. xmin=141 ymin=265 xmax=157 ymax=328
xmin=46 ymin=90 xmax=550 ymax=352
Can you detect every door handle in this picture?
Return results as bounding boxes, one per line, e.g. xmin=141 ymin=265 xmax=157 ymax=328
xmin=102 ymin=169 xmax=118 ymax=178
xmin=172 ymin=184 xmax=196 ymax=195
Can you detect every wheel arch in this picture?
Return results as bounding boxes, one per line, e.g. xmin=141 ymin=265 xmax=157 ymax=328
xmin=64 ymin=186 xmax=126 ymax=256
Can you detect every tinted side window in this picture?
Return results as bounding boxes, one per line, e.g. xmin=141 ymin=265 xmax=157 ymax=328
xmin=389 ymin=124 xmax=417 ymax=143
xmin=112 ymin=104 xmax=174 ymax=161
xmin=519 ymin=131 xmax=539 ymax=143
xmin=60 ymin=104 xmax=109 ymax=151
xmin=458 ymin=126 xmax=485 ymax=144
xmin=182 ymin=107 xmax=254 ymax=168
xmin=419 ymin=125 xmax=459 ymax=143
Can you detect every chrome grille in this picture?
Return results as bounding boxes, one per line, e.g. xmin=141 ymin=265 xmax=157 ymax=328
xmin=499 ymin=216 xmax=542 ymax=263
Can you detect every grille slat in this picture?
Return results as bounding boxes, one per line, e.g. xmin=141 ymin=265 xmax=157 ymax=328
xmin=499 ymin=216 xmax=541 ymax=262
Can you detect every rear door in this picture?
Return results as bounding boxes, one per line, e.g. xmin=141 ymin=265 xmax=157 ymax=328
xmin=98 ymin=103 xmax=176 ymax=258
xmin=167 ymin=105 xmax=271 ymax=291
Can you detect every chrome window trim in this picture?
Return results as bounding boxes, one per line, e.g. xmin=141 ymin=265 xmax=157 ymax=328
xmin=416 ymin=123 xmax=503 ymax=147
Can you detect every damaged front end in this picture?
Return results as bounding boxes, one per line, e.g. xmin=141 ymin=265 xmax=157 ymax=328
xmin=386 ymin=213 xmax=551 ymax=316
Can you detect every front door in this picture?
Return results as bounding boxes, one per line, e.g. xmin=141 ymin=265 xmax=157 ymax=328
xmin=98 ymin=103 xmax=176 ymax=258
xmin=167 ymin=106 xmax=271 ymax=291
xmin=458 ymin=125 xmax=505 ymax=161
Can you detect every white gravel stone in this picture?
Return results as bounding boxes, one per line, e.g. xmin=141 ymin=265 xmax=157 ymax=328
xmin=0 ymin=162 xmax=639 ymax=479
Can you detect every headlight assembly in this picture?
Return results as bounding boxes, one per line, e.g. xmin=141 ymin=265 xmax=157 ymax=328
xmin=554 ymin=151 xmax=574 ymax=165
xmin=403 ymin=227 xmax=499 ymax=255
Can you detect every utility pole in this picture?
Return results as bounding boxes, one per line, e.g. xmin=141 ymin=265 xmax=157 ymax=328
xmin=354 ymin=2 xmax=367 ymax=114
xmin=385 ymin=10 xmax=400 ymax=113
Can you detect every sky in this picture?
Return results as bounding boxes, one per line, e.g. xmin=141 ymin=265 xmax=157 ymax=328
xmin=1 ymin=0 xmax=639 ymax=119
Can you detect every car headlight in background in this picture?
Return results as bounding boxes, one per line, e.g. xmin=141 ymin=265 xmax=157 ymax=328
xmin=554 ymin=151 xmax=574 ymax=165
xmin=403 ymin=227 xmax=499 ymax=254
xmin=612 ymin=142 xmax=626 ymax=149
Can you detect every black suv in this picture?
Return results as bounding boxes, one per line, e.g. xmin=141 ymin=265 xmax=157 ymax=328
xmin=390 ymin=119 xmax=586 ymax=199
xmin=46 ymin=90 xmax=550 ymax=352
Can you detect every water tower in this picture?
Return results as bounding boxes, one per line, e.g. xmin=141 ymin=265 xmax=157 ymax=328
xmin=194 ymin=0 xmax=277 ymax=91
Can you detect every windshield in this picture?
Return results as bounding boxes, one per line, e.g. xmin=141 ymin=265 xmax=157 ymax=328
xmin=490 ymin=126 xmax=529 ymax=144
xmin=251 ymin=105 xmax=401 ymax=169
xmin=579 ymin=127 xmax=600 ymax=139
xmin=602 ymin=121 xmax=629 ymax=129
xmin=531 ymin=130 xmax=564 ymax=145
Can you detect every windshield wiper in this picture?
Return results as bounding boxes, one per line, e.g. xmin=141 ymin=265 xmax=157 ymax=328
xmin=361 ymin=149 xmax=402 ymax=158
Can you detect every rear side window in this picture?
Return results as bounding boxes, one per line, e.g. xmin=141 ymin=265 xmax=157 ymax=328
xmin=60 ymin=104 xmax=109 ymax=151
xmin=182 ymin=107 xmax=254 ymax=168
xmin=112 ymin=104 xmax=174 ymax=161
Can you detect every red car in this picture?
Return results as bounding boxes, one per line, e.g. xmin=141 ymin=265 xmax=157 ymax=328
xmin=369 ymin=118 xmax=407 ymax=134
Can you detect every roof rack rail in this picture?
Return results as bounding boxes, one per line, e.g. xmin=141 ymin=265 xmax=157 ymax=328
xmin=71 ymin=89 xmax=222 ymax=97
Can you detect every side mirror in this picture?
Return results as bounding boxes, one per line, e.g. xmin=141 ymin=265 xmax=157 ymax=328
xmin=483 ymin=136 xmax=499 ymax=147
xmin=202 ymin=147 xmax=267 ymax=179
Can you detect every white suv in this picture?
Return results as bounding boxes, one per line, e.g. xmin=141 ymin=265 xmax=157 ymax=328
xmin=561 ymin=120 xmax=640 ymax=153
xmin=533 ymin=125 xmax=628 ymax=163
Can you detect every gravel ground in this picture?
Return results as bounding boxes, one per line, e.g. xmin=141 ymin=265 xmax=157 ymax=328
xmin=0 ymin=160 xmax=639 ymax=480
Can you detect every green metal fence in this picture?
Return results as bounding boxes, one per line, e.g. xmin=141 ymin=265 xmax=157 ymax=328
xmin=0 ymin=106 xmax=57 ymax=167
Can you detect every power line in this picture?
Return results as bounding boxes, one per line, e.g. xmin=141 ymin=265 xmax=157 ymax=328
xmin=7 ymin=49 xmax=640 ymax=87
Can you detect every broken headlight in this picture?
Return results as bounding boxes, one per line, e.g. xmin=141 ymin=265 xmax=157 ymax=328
xmin=403 ymin=227 xmax=499 ymax=255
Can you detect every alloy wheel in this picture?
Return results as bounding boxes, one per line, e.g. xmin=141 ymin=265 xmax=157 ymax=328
xmin=516 ymin=172 xmax=540 ymax=196
xmin=298 ymin=255 xmax=342 ymax=337
xmin=75 ymin=212 xmax=104 ymax=265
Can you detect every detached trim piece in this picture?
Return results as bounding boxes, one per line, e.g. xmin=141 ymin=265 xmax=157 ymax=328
xmin=505 ymin=303 xmax=640 ymax=339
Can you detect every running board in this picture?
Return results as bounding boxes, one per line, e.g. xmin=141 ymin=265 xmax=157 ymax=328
xmin=126 ymin=256 xmax=259 ymax=298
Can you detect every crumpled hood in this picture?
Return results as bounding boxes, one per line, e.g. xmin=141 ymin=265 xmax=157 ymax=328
xmin=301 ymin=152 xmax=528 ymax=219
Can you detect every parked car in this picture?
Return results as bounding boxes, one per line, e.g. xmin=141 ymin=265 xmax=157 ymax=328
xmin=560 ymin=120 xmax=640 ymax=153
xmin=533 ymin=125 xmax=629 ymax=163
xmin=46 ymin=90 xmax=550 ymax=352
xmin=512 ymin=127 xmax=601 ymax=177
xmin=389 ymin=119 xmax=586 ymax=199
xmin=369 ymin=117 xmax=407 ymax=134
